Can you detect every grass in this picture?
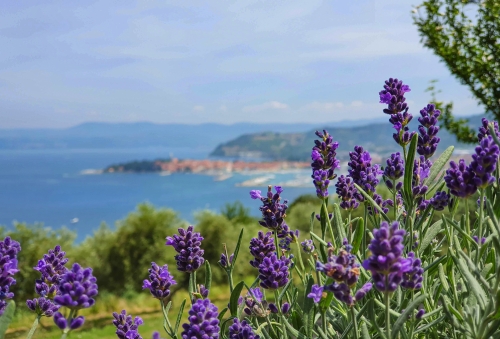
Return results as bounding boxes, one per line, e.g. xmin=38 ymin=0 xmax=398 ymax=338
xmin=6 ymin=285 xmax=233 ymax=339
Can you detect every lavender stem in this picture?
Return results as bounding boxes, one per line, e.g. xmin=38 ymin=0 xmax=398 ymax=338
xmin=25 ymin=315 xmax=41 ymax=339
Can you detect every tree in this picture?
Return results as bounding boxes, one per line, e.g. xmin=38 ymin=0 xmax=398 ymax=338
xmin=413 ymin=0 xmax=500 ymax=143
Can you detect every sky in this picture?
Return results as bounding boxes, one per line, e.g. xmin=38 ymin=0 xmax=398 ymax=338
xmin=0 ymin=0 xmax=483 ymax=128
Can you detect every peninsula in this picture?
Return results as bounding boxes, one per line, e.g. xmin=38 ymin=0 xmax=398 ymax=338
xmin=104 ymin=158 xmax=310 ymax=174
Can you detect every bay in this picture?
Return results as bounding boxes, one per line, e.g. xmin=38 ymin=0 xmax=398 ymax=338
xmin=0 ymin=147 xmax=313 ymax=240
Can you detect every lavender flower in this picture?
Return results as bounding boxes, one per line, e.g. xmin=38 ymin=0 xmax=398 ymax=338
xmin=444 ymin=160 xmax=477 ymax=198
xmin=469 ymin=135 xmax=500 ymax=189
xmin=258 ymin=254 xmax=290 ymax=290
xmin=0 ymin=237 xmax=20 ymax=315
xmin=243 ymin=288 xmax=267 ymax=317
xmin=249 ymin=231 xmax=276 ymax=268
xmin=401 ymin=252 xmax=423 ymax=290
xmin=311 ymin=130 xmax=340 ymax=199
xmin=384 ymin=152 xmax=404 ymax=187
xmin=335 ymin=175 xmax=360 ymax=210
xmin=417 ymin=104 xmax=441 ymax=159
xmin=229 ymin=319 xmax=260 ymax=339
xmin=277 ymin=225 xmax=299 ymax=250
xmin=166 ymin=226 xmax=205 ymax=273
xmin=363 ymin=222 xmax=407 ymax=292
xmin=54 ymin=312 xmax=85 ymax=330
xmin=53 ymin=263 xmax=98 ymax=310
xmin=219 ymin=253 xmax=234 ymax=268
xmin=379 ymin=78 xmax=411 ymax=114
xmin=367 ymin=193 xmax=392 ymax=216
xmin=478 ymin=118 xmax=500 ymax=141
xmin=301 ymin=239 xmax=315 ymax=254
xmin=307 ymin=284 xmax=324 ymax=303
xmin=26 ymin=297 xmax=60 ymax=317
xmin=251 ymin=185 xmax=288 ymax=231
xmin=142 ymin=262 xmax=176 ymax=302
xmin=412 ymin=156 xmax=431 ymax=197
xmin=181 ymin=298 xmax=219 ymax=339
xmin=391 ymin=114 xmax=416 ymax=147
xmin=416 ymin=309 xmax=425 ymax=319
xmin=112 ymin=310 xmax=144 ymax=339
xmin=430 ymin=191 xmax=450 ymax=211
xmin=34 ymin=245 xmax=69 ymax=288
xmin=348 ymin=146 xmax=382 ymax=196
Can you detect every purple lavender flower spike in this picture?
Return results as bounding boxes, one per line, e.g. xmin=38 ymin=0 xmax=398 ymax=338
xmin=384 ymin=152 xmax=404 ymax=187
xmin=469 ymin=135 xmax=500 ymax=189
xmin=181 ymin=298 xmax=220 ymax=339
xmin=416 ymin=309 xmax=425 ymax=319
xmin=430 ymin=191 xmax=450 ymax=211
xmin=152 ymin=333 xmax=162 ymax=339
xmin=26 ymin=297 xmax=60 ymax=317
xmin=229 ymin=319 xmax=260 ymax=339
xmin=142 ymin=262 xmax=176 ymax=302
xmin=258 ymin=254 xmax=290 ymax=290
xmin=53 ymin=312 xmax=85 ymax=331
xmin=53 ymin=263 xmax=98 ymax=310
xmin=379 ymin=78 xmax=411 ymax=115
xmin=307 ymin=284 xmax=324 ymax=303
xmin=0 ymin=237 xmax=20 ymax=315
xmin=412 ymin=156 xmax=432 ymax=197
xmin=219 ymin=253 xmax=234 ymax=268
xmin=251 ymin=185 xmax=289 ymax=231
xmin=363 ymin=221 xmax=408 ymax=292
xmin=354 ymin=283 xmax=372 ymax=302
xmin=473 ymin=236 xmax=486 ymax=245
xmin=335 ymin=175 xmax=360 ymax=210
xmin=112 ymin=310 xmax=144 ymax=339
xmin=348 ymin=146 xmax=382 ymax=197
xmin=444 ymin=160 xmax=478 ymax=198
xmin=166 ymin=226 xmax=205 ymax=273
xmin=249 ymin=231 xmax=276 ymax=268
xmin=401 ymin=252 xmax=423 ymax=290
xmin=249 ymin=190 xmax=262 ymax=200
xmin=281 ymin=302 xmax=290 ymax=314
xmin=367 ymin=193 xmax=391 ymax=216
xmin=301 ymin=239 xmax=315 ymax=254
xmin=268 ymin=303 xmax=279 ymax=314
xmin=311 ymin=130 xmax=340 ymax=199
xmin=417 ymin=104 xmax=441 ymax=159
xmin=478 ymin=118 xmax=500 ymax=141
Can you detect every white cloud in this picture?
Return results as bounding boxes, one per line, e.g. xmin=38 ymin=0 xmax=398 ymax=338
xmin=242 ymin=101 xmax=289 ymax=112
xmin=300 ymin=101 xmax=344 ymax=112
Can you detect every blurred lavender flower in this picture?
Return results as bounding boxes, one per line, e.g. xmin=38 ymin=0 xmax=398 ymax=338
xmin=384 ymin=152 xmax=404 ymax=188
xmin=335 ymin=175 xmax=360 ymax=210
xmin=301 ymin=239 xmax=315 ymax=254
xmin=166 ymin=226 xmax=205 ymax=273
xmin=417 ymin=104 xmax=441 ymax=159
xmin=26 ymin=297 xmax=59 ymax=317
xmin=53 ymin=312 xmax=85 ymax=331
xmin=33 ymin=245 xmax=69 ymax=298
xmin=412 ymin=156 xmax=432 ymax=197
xmin=54 ymin=263 xmax=98 ymax=310
xmin=277 ymin=225 xmax=299 ymax=251
xmin=229 ymin=319 xmax=260 ymax=339
xmin=363 ymin=222 xmax=408 ymax=292
xmin=416 ymin=309 xmax=426 ymax=319
xmin=307 ymin=284 xmax=324 ymax=303
xmin=243 ymin=288 xmax=267 ymax=317
xmin=112 ymin=310 xmax=144 ymax=339
xmin=478 ymin=118 xmax=500 ymax=141
xmin=142 ymin=262 xmax=176 ymax=302
xmin=199 ymin=285 xmax=209 ymax=299
xmin=401 ymin=252 xmax=423 ymax=290
xmin=311 ymin=130 xmax=340 ymax=199
xmin=250 ymin=185 xmax=288 ymax=231
xmin=430 ymin=191 xmax=450 ymax=211
xmin=348 ymin=146 xmax=382 ymax=197
xmin=258 ymin=254 xmax=290 ymax=290
xmin=0 ymin=237 xmax=20 ymax=315
xmin=367 ymin=193 xmax=392 ymax=216
xmin=445 ymin=160 xmax=478 ymax=198
xmin=473 ymin=236 xmax=486 ymax=245
xmin=181 ymin=298 xmax=219 ymax=339
xmin=249 ymin=231 xmax=276 ymax=268
xmin=469 ymin=135 xmax=500 ymax=188
xmin=315 ymin=213 xmax=333 ymax=221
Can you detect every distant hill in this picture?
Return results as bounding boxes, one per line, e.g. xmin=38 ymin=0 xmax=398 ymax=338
xmin=0 ymin=118 xmax=386 ymax=151
xmin=210 ymin=114 xmax=485 ymax=161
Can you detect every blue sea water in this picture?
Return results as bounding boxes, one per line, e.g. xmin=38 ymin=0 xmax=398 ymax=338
xmin=0 ymin=148 xmax=312 ymax=240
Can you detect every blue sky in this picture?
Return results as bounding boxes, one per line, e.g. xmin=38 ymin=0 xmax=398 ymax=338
xmin=0 ymin=0 xmax=482 ymax=128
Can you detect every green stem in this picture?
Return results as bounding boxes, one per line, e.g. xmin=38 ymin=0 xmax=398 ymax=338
xmin=476 ymin=189 xmax=485 ymax=265
xmin=350 ymin=307 xmax=359 ymax=339
xmin=385 ymin=292 xmax=391 ymax=339
xmin=321 ymin=311 xmax=327 ymax=336
xmin=273 ymin=231 xmax=280 ymax=258
xmin=348 ymin=211 xmax=353 ymax=243
xmin=363 ymin=204 xmax=368 ymax=260
xmin=465 ymin=198 xmax=471 ymax=255
xmin=227 ymin=270 xmax=234 ymax=294
xmin=188 ymin=272 xmax=197 ymax=302
xmin=392 ymin=180 xmax=397 ymax=221
xmin=294 ymin=240 xmax=305 ymax=273
xmin=26 ymin=315 xmax=41 ymax=339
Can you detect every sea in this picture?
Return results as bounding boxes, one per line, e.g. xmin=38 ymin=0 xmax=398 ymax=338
xmin=0 ymin=147 xmax=313 ymax=241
